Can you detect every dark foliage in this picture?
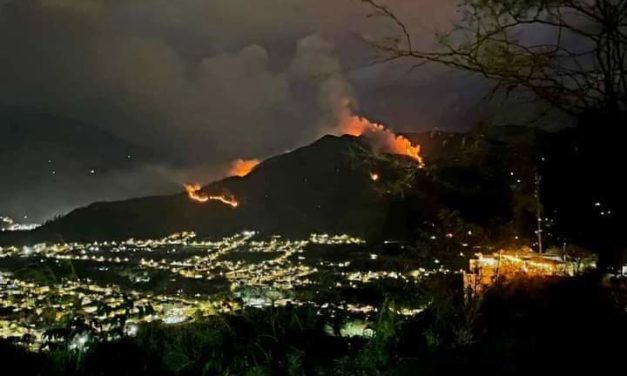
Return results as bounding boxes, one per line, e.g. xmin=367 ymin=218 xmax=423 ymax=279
xmin=1 ymin=275 xmax=624 ymax=375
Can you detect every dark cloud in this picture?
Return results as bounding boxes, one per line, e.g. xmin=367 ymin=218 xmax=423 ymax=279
xmin=0 ymin=0 xmax=491 ymax=222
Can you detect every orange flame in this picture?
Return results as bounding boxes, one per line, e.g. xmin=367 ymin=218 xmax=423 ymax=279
xmin=184 ymin=184 xmax=239 ymax=208
xmin=208 ymin=194 xmax=239 ymax=208
xmin=339 ymin=115 xmax=424 ymax=167
xmin=185 ymin=183 xmax=208 ymax=202
xmin=229 ymin=158 xmax=260 ymax=177
xmin=370 ymin=172 xmax=380 ymax=181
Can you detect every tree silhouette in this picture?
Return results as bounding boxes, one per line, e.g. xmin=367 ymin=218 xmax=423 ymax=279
xmin=361 ymin=0 xmax=627 ymax=265
xmin=362 ymin=0 xmax=627 ymax=117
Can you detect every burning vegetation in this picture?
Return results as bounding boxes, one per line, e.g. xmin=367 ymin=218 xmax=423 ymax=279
xmin=339 ymin=115 xmax=424 ymax=167
xmin=184 ymin=184 xmax=239 ymax=208
xmin=229 ymin=158 xmax=260 ymax=177
xmin=181 ymin=113 xmax=422 ymax=208
xmin=181 ymin=111 xmax=422 ymax=207
xmin=182 ymin=158 xmax=256 ymax=206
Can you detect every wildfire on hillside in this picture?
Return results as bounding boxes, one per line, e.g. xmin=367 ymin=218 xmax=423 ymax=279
xmin=339 ymin=115 xmax=424 ymax=168
xmin=229 ymin=159 xmax=260 ymax=177
xmin=208 ymin=194 xmax=239 ymax=208
xmin=184 ymin=184 xmax=239 ymax=208
xmin=370 ymin=172 xmax=380 ymax=181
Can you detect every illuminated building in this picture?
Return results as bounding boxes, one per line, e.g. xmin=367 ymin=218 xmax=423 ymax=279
xmin=463 ymin=247 xmax=597 ymax=295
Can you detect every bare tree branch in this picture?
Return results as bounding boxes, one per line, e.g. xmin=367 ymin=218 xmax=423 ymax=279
xmin=361 ymin=0 xmax=627 ymax=117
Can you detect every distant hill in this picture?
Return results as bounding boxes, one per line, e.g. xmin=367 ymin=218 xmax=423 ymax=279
xmin=8 ymin=135 xmax=390 ymax=242
xmin=2 ymin=122 xmax=625 ymax=266
xmin=0 ymin=131 xmax=518 ymax=243
xmin=0 ymin=108 xmax=157 ymax=172
xmin=0 ymin=108 xmax=169 ymax=221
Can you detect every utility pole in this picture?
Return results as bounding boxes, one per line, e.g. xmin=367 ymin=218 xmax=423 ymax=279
xmin=535 ymin=170 xmax=543 ymax=254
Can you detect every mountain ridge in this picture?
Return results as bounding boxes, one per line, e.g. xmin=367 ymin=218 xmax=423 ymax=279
xmin=1 ymin=127 xmax=552 ymax=245
xmin=5 ymin=134 xmax=395 ymax=243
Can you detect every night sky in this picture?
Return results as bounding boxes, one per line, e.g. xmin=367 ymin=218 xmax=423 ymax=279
xmin=0 ymin=0 xmax=496 ymax=222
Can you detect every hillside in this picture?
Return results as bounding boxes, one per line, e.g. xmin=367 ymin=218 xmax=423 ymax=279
xmin=0 ymin=108 xmax=166 ymax=222
xmin=7 ymin=135 xmax=389 ymax=242
xmin=10 ymin=126 xmax=603 ymax=245
xmin=0 ymin=129 xmax=516 ymax=243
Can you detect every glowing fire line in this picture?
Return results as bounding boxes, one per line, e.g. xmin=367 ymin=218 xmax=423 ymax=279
xmin=184 ymin=184 xmax=239 ymax=208
xmin=229 ymin=158 xmax=259 ymax=177
xmin=339 ymin=115 xmax=424 ymax=167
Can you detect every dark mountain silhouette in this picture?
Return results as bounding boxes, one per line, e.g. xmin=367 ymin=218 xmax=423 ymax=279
xmin=5 ymin=135 xmax=389 ymax=242
xmin=0 ymin=108 xmax=172 ymax=222
xmin=0 ymin=131 xmax=516 ymax=244
xmin=0 ymin=108 xmax=158 ymax=176
xmin=4 ymin=125 xmax=624 ymax=268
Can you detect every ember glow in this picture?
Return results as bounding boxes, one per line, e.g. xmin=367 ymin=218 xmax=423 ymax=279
xmin=339 ymin=115 xmax=425 ymax=167
xmin=184 ymin=184 xmax=239 ymax=208
xmin=208 ymin=194 xmax=239 ymax=208
xmin=185 ymin=184 xmax=209 ymax=203
xmin=229 ymin=159 xmax=260 ymax=177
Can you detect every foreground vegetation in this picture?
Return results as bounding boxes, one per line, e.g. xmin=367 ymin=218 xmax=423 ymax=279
xmin=1 ymin=274 xmax=625 ymax=375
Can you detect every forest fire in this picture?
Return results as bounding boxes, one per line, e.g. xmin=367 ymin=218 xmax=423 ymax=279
xmin=229 ymin=159 xmax=260 ymax=177
xmin=370 ymin=172 xmax=379 ymax=181
xmin=208 ymin=194 xmax=239 ymax=208
xmin=339 ymin=115 xmax=424 ymax=167
xmin=184 ymin=184 xmax=239 ymax=208
xmin=185 ymin=184 xmax=208 ymax=203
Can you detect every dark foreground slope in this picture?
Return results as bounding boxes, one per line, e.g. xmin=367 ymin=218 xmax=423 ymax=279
xmin=1 ymin=275 xmax=625 ymax=376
